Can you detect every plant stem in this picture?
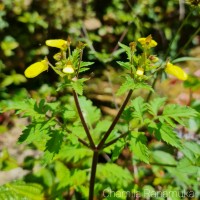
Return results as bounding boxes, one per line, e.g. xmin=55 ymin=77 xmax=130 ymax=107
xmin=164 ymin=10 xmax=192 ymax=60
xmin=175 ymin=25 xmax=200 ymax=59
xmin=103 ymin=132 xmax=129 ymax=149
xmin=89 ymin=150 xmax=99 ymax=200
xmin=73 ymin=90 xmax=95 ymax=148
xmin=98 ymin=90 xmax=133 ymax=149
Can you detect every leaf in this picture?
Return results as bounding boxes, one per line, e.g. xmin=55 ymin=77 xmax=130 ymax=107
xmin=44 ymin=131 xmax=64 ymax=159
xmin=55 ymin=146 xmax=93 ymax=163
xmin=70 ymin=170 xmax=87 ymax=187
xmin=2 ymin=98 xmax=45 ymax=118
xmin=111 ymin=140 xmax=125 ymax=161
xmin=55 ymin=161 xmax=70 ymax=189
xmin=147 ymin=97 xmax=166 ymax=116
xmin=172 ymin=56 xmax=200 ymax=63
xmin=116 ymin=75 xmax=135 ymax=96
xmin=177 ymin=157 xmax=200 ymax=174
xmin=18 ymin=120 xmax=55 ymax=150
xmin=118 ymin=42 xmax=131 ymax=60
xmin=130 ymin=97 xmax=147 ymax=122
xmin=129 ymin=132 xmax=149 ymax=163
xmin=79 ymin=96 xmax=101 ymax=126
xmin=80 ymin=61 xmax=94 ymax=67
xmin=97 ymin=163 xmax=133 ymax=188
xmin=71 ymin=78 xmax=89 ymax=95
xmin=158 ymin=124 xmax=182 ymax=148
xmin=162 ymin=104 xmax=198 ymax=126
xmin=152 ymin=150 xmax=177 ymax=165
xmin=117 ymin=61 xmax=131 ymax=70
xmin=181 ymin=141 xmax=200 ymax=163
xmin=134 ymin=82 xmax=154 ymax=92
xmin=0 ymin=181 xmax=44 ymax=200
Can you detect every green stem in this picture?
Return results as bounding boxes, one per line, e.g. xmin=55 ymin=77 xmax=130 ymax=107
xmin=175 ymin=25 xmax=200 ymax=59
xmin=73 ymin=90 xmax=95 ymax=148
xmin=98 ymin=90 xmax=133 ymax=149
xmin=103 ymin=132 xmax=129 ymax=149
xmin=89 ymin=150 xmax=99 ymax=200
xmin=164 ymin=10 xmax=192 ymax=60
xmin=145 ymin=73 xmax=159 ymax=102
xmin=76 ymin=49 xmax=83 ymax=78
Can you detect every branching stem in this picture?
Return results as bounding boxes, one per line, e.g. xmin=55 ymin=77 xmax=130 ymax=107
xmin=98 ymin=90 xmax=133 ymax=149
xmin=73 ymin=90 xmax=95 ymax=149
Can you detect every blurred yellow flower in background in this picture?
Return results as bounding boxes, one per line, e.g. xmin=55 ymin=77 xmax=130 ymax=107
xmin=46 ymin=39 xmax=68 ymax=49
xmin=165 ymin=62 xmax=188 ymax=81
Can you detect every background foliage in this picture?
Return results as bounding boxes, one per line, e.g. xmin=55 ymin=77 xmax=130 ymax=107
xmin=0 ymin=0 xmax=200 ymax=200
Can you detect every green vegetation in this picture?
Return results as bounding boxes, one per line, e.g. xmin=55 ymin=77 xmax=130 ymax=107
xmin=0 ymin=0 xmax=200 ymax=200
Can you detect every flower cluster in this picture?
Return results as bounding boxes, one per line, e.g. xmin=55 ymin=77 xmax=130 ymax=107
xmin=129 ymin=35 xmax=188 ymax=81
xmin=24 ymin=39 xmax=79 ymax=78
xmin=24 ymin=36 xmax=188 ymax=81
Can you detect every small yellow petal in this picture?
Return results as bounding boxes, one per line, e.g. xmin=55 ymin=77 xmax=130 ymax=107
xmin=138 ymin=35 xmax=157 ymax=49
xmin=46 ymin=39 xmax=68 ymax=49
xmin=136 ymin=67 xmax=144 ymax=76
xmin=63 ymin=65 xmax=74 ymax=74
xmin=24 ymin=60 xmax=48 ymax=78
xmin=165 ymin=62 xmax=188 ymax=81
xmin=138 ymin=38 xmax=146 ymax=45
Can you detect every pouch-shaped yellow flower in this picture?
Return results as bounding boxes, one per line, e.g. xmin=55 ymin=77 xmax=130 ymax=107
xmin=46 ymin=39 xmax=68 ymax=49
xmin=24 ymin=60 xmax=48 ymax=78
xmin=136 ymin=67 xmax=144 ymax=76
xmin=63 ymin=64 xmax=74 ymax=74
xmin=138 ymin=35 xmax=157 ymax=49
xmin=165 ymin=62 xmax=188 ymax=81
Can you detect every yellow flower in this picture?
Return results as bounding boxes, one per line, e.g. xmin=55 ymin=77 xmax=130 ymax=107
xmin=165 ymin=62 xmax=188 ymax=81
xmin=45 ymin=39 xmax=68 ymax=49
xmin=136 ymin=67 xmax=144 ymax=76
xmin=24 ymin=60 xmax=48 ymax=78
xmin=138 ymin=35 xmax=157 ymax=49
xmin=63 ymin=64 xmax=74 ymax=74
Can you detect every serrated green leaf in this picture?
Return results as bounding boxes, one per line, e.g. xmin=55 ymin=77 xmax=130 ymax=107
xmin=131 ymin=97 xmax=147 ymax=122
xmin=2 ymin=98 xmax=45 ymax=119
xmin=70 ymin=170 xmax=87 ymax=187
xmin=148 ymin=97 xmax=166 ymax=116
xmin=111 ymin=140 xmax=125 ymax=161
xmin=117 ymin=61 xmax=131 ymax=70
xmin=71 ymin=78 xmax=88 ymax=95
xmin=0 ymin=181 xmax=44 ymax=200
xmin=159 ymin=124 xmax=182 ymax=148
xmin=79 ymin=96 xmax=101 ymax=127
xmin=116 ymin=76 xmax=135 ymax=96
xmin=177 ymin=157 xmax=199 ymax=174
xmin=181 ymin=141 xmax=200 ymax=163
xmin=162 ymin=104 xmax=197 ymax=126
xmin=134 ymin=82 xmax=153 ymax=92
xmin=129 ymin=132 xmax=149 ymax=163
xmin=18 ymin=120 xmax=54 ymax=150
xmin=45 ymin=131 xmax=64 ymax=154
xmin=118 ymin=42 xmax=131 ymax=60
xmin=152 ymin=150 xmax=177 ymax=165
xmin=80 ymin=61 xmax=94 ymax=67
xmin=55 ymin=161 xmax=70 ymax=189
xmin=97 ymin=163 xmax=133 ymax=188
xmin=55 ymin=146 xmax=93 ymax=163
